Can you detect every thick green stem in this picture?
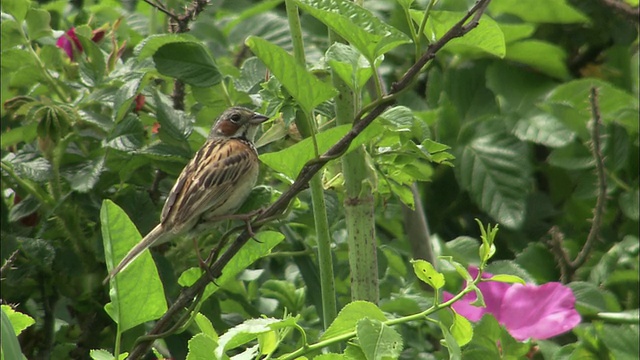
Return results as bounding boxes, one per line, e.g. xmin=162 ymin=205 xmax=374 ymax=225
xmin=285 ymin=0 xmax=337 ymax=332
xmin=329 ymin=28 xmax=379 ymax=303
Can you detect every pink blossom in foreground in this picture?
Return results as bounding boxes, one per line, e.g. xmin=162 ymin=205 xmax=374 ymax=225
xmin=56 ymin=27 xmax=105 ymax=60
xmin=444 ymin=267 xmax=581 ymax=341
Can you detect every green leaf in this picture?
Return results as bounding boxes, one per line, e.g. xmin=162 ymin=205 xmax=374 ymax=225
xmin=25 ymin=8 xmax=52 ymax=39
xmin=498 ymin=23 xmax=536 ymax=44
xmin=64 ymin=157 xmax=105 ymax=193
xmin=215 ymin=317 xmax=297 ymax=358
xmin=356 ymin=318 xmax=403 ymax=360
xmin=295 ymin=0 xmax=411 ymax=62
xmin=186 ymin=333 xmax=218 ymax=360
xmin=77 ymin=35 xmax=106 ymax=87
xmin=438 ymin=320 xmax=462 ymax=359
xmin=1 ymin=20 xmax=27 ymax=50
xmin=153 ymin=90 xmax=192 ymax=145
xmin=134 ymin=33 xmax=202 ymax=59
xmin=490 ymin=0 xmax=589 ymax=24
xmin=260 ymin=120 xmax=383 ymax=178
xmin=89 ymin=349 xmax=127 ymax=360
xmin=1 ymin=306 xmax=25 ymax=360
xmin=320 ymin=301 xmax=387 ymax=341
xmin=450 ymin=310 xmax=473 ymax=347
xmin=410 ymin=10 xmax=505 ymax=58
xmin=457 ymin=129 xmax=532 ymax=229
xmin=1 ymin=305 xmax=34 ymax=336
xmin=152 ymin=42 xmax=221 ymax=88
xmin=177 ymin=231 xmax=285 ymax=302
xmin=101 ymin=200 xmax=167 ymax=332
xmin=8 ymin=194 xmax=39 ymax=222
xmin=194 ymin=313 xmax=218 ymax=342
xmin=505 ymin=40 xmax=570 ymax=79
xmin=245 ymin=36 xmax=337 ymax=114
xmin=597 ymin=324 xmax=639 ymax=360
xmin=619 ymin=188 xmax=639 ymax=221
xmin=410 ymin=259 xmax=445 ymax=289
xmin=484 ymin=274 xmax=525 ymax=285
xmin=544 ymin=79 xmax=640 ymax=136
xmin=2 ymin=0 xmax=30 ymax=22
xmin=569 ymin=281 xmax=621 ymax=315
xmin=325 ymin=43 xmax=375 ymax=91
xmin=513 ymin=113 xmax=575 ymax=147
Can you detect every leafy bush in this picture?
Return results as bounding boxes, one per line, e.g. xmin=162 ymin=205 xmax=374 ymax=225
xmin=1 ymin=0 xmax=638 ymax=359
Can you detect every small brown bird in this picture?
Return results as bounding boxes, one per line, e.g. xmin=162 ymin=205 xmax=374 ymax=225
xmin=105 ymin=107 xmax=269 ymax=283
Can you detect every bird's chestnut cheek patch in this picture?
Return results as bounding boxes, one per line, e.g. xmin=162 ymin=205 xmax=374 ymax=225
xmin=217 ymin=120 xmax=241 ymax=136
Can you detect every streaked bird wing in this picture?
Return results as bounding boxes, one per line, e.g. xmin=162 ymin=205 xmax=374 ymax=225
xmin=161 ymin=139 xmax=257 ymax=231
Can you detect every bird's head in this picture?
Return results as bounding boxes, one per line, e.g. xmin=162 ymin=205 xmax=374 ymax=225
xmin=209 ymin=107 xmax=269 ymax=142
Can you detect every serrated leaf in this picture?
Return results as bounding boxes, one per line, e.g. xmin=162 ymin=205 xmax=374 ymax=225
xmin=356 ymin=318 xmax=403 ymax=360
xmin=8 ymin=194 xmax=40 ymax=222
xmin=186 ymin=333 xmax=218 ymax=360
xmin=320 ymin=301 xmax=387 ymax=341
xmin=411 ymin=259 xmax=445 ymax=289
xmin=513 ymin=113 xmax=575 ymax=147
xmin=260 ymin=120 xmax=383 ymax=178
xmin=77 ymin=35 xmax=106 ymax=87
xmin=245 ymin=36 xmax=337 ymax=114
xmin=456 ymin=132 xmax=532 ymax=229
xmin=295 ymin=0 xmax=411 ymax=62
xmin=450 ymin=310 xmax=473 ymax=347
xmin=438 ymin=320 xmax=462 ymax=359
xmin=153 ymin=90 xmax=192 ymax=145
xmin=25 ymin=8 xmax=52 ymax=39
xmin=490 ymin=0 xmax=589 ymax=24
xmin=1 ymin=306 xmax=24 ymax=360
xmin=134 ymin=33 xmax=202 ymax=59
xmin=101 ymin=200 xmax=167 ymax=332
xmin=1 ymin=305 xmax=35 ymax=336
xmin=215 ymin=317 xmax=297 ymax=358
xmin=410 ymin=10 xmax=505 ymax=58
xmin=325 ymin=43 xmax=375 ymax=91
xmin=2 ymin=0 xmax=30 ymax=22
xmin=153 ymin=42 xmax=221 ymax=87
xmin=505 ymin=40 xmax=570 ymax=80
xmin=65 ymin=157 xmax=105 ymax=193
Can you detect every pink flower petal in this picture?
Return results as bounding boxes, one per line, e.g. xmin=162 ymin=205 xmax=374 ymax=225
xmin=498 ymin=283 xmax=581 ymax=341
xmin=444 ymin=267 xmax=510 ymax=321
xmin=55 ymin=28 xmax=83 ymax=60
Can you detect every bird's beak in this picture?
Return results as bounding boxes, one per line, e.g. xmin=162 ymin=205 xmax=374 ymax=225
xmin=250 ymin=113 xmax=269 ymax=124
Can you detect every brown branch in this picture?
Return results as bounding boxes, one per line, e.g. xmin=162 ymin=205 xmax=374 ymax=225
xmin=126 ymin=1 xmax=493 ymax=358
xmin=0 ymin=249 xmax=19 ymax=279
xmin=571 ymin=87 xmax=607 ymax=270
xmin=600 ymin=0 xmax=640 ymax=22
xmin=547 ymin=87 xmax=608 ymax=281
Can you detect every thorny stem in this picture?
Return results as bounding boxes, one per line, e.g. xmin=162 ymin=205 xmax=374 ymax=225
xmin=126 ymin=1 xmax=492 ymax=358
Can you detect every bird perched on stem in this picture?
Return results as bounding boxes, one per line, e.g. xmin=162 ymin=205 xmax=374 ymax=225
xmin=104 ymin=107 xmax=269 ymax=283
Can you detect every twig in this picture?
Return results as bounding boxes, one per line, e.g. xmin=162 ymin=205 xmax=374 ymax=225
xmin=143 ymin=0 xmax=178 ymax=21
xmin=571 ymin=87 xmax=607 ymax=270
xmin=547 ymin=87 xmax=608 ymax=281
xmin=0 ymin=250 xmax=19 ymax=279
xmin=126 ymin=1 xmax=493 ymax=358
xmin=600 ymin=0 xmax=640 ymax=22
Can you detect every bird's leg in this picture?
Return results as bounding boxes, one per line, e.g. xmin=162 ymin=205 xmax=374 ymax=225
xmin=193 ymin=237 xmax=217 ymax=283
xmin=204 ymin=208 xmax=264 ymax=243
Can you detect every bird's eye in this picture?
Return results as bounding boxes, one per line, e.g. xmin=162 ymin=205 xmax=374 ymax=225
xmin=230 ymin=113 xmax=241 ymax=123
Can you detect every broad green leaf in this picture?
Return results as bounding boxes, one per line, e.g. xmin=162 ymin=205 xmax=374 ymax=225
xmin=498 ymin=23 xmax=536 ymax=44
xmin=484 ymin=274 xmax=525 ymax=285
xmin=547 ymin=142 xmax=594 ymax=170
xmin=320 ymin=301 xmax=387 ymax=341
xmin=259 ymin=120 xmax=383 ymax=178
xmin=221 ymin=0 xmax=284 ymax=35
xmin=77 ymin=35 xmax=106 ymax=87
xmin=101 ymin=200 xmax=167 ymax=332
xmin=114 ymin=74 xmax=150 ymax=123
xmin=194 ymin=313 xmax=218 ymax=342
xmin=440 ymin=256 xmax=473 ymax=282
xmin=1 ymin=0 xmax=30 ymax=22
xmin=450 ymin=310 xmax=473 ymax=347
xmin=597 ymin=324 xmax=639 ymax=360
xmin=438 ymin=320 xmax=462 ymax=360
xmin=1 ymin=306 xmax=25 ymax=360
xmin=8 ymin=194 xmax=39 ymax=222
xmin=186 ymin=333 xmax=218 ymax=360
xmin=134 ymin=33 xmax=202 ymax=59
xmin=177 ymin=231 xmax=285 ymax=302
xmin=456 ymin=130 xmax=532 ymax=229
xmin=619 ymin=188 xmax=639 ymax=220
xmin=326 ymin=43 xmax=375 ymax=92
xmin=152 ymin=42 xmax=221 ymax=88
xmin=490 ymin=0 xmax=589 ymax=24
xmin=2 ymin=20 xmax=27 ymax=51
xmin=485 ymin=260 xmax=535 ymax=284
xmin=569 ymin=281 xmax=621 ymax=315
xmin=215 ymin=317 xmax=297 ymax=358
xmin=410 ymin=10 xmax=505 ymax=58
xmin=1 ymin=305 xmax=34 ymax=336
xmin=411 ymin=259 xmax=445 ymax=289
xmin=512 ymin=114 xmax=575 ymax=147
xmin=505 ymin=40 xmax=570 ymax=80
xmin=65 ymin=157 xmax=105 ymax=193
xmin=295 ymin=0 xmax=411 ymax=62
xmin=89 ymin=349 xmax=128 ymax=360
xmin=153 ymin=90 xmax=192 ymax=145
xmin=356 ymin=318 xmax=403 ymax=360
xmin=245 ymin=36 xmax=337 ymax=114
xmin=544 ymin=79 xmax=639 ymax=136
xmin=25 ymin=8 xmax=52 ymax=39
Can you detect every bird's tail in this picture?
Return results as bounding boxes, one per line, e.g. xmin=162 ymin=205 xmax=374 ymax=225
xmin=103 ymin=224 xmax=167 ymax=284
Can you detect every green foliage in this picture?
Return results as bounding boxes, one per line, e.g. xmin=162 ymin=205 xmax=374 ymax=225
xmin=1 ymin=0 xmax=638 ymax=359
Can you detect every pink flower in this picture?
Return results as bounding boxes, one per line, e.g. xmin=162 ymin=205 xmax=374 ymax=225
xmin=444 ymin=267 xmax=581 ymax=341
xmin=56 ymin=27 xmax=105 ymax=60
